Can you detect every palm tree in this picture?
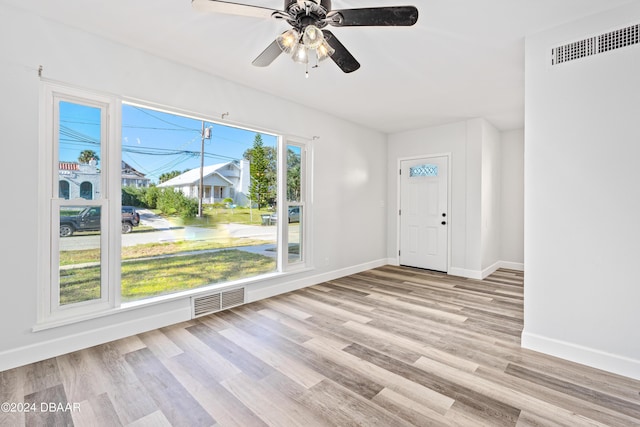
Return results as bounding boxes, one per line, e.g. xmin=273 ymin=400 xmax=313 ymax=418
xmin=78 ymin=150 xmax=99 ymax=164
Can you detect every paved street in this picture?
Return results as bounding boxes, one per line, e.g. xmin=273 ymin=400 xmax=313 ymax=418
xmin=59 ymin=209 xmax=285 ymax=258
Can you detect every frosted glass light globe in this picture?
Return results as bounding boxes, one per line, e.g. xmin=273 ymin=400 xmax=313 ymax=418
xmin=302 ymin=25 xmax=324 ymax=49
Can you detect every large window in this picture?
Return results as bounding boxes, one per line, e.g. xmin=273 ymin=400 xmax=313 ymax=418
xmin=118 ymin=103 xmax=279 ymax=302
xmin=39 ymin=83 xmax=309 ymax=325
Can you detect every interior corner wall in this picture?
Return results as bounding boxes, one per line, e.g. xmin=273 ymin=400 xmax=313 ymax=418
xmin=387 ymin=118 xmax=510 ymax=279
xmin=0 ymin=4 xmax=388 ymax=371
xmin=464 ymin=119 xmax=483 ymax=274
xmin=523 ymin=3 xmax=640 ymax=380
xmin=500 ymin=129 xmax=524 ymax=269
xmin=480 ymin=120 xmax=502 ymax=273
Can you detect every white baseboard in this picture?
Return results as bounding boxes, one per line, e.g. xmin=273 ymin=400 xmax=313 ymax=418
xmin=499 ymin=261 xmax=524 ymax=271
xmin=449 ymin=260 xmax=524 ymax=280
xmin=247 ymin=258 xmax=389 ymax=302
xmin=522 ymin=331 xmax=640 ymax=381
xmin=0 ymin=306 xmax=191 ymax=372
xmin=448 ymin=267 xmax=483 ymax=280
xmin=481 ymin=261 xmax=501 ymax=279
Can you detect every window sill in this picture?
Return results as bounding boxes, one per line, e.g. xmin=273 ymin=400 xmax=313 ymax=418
xmin=32 ymin=266 xmax=313 ymax=332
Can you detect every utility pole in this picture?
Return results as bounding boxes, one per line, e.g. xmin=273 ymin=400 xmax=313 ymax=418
xmin=198 ymin=122 xmax=212 ymax=217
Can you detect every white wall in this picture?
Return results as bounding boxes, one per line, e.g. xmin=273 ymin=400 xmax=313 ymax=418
xmin=0 ymin=4 xmax=388 ymax=370
xmin=500 ymin=130 xmax=524 ymax=268
xmin=523 ymin=2 xmax=640 ymax=379
xmin=387 ymin=121 xmax=468 ymax=271
xmin=481 ymin=121 xmax=502 ymax=271
xmin=464 ymin=119 xmax=483 ymax=274
xmin=387 ymin=118 xmax=519 ymax=279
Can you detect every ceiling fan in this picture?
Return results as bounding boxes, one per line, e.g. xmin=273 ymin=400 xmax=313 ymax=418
xmin=192 ymin=0 xmax=418 ymax=74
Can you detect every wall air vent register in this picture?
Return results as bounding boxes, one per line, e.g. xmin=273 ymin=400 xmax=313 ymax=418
xmin=192 ymin=287 xmax=246 ymax=318
xmin=551 ymin=23 xmax=639 ymax=65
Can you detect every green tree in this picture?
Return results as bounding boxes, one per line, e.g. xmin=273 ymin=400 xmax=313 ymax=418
xmin=244 ymin=141 xmax=276 ymax=206
xmin=264 ymin=146 xmax=277 ymax=205
xmin=287 ymin=147 xmax=301 ymax=202
xmin=158 ymin=170 xmax=182 ymax=183
xmin=122 ymin=186 xmax=144 ymax=207
xmin=156 ymin=187 xmax=197 ymax=218
xmin=244 ymin=134 xmax=273 ymax=209
xmin=144 ymin=185 xmax=160 ymax=209
xmin=78 ymin=150 xmax=99 ymax=164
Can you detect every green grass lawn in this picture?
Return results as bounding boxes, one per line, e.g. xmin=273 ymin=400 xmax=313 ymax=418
xmin=58 ymin=209 xmax=278 ymax=305
xmin=60 ymin=236 xmax=273 ymax=266
xmin=59 ymin=249 xmax=276 ymax=305
xmin=169 ymin=206 xmax=274 ymax=228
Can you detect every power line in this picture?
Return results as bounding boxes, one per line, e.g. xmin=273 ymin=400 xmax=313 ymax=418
xmin=122 ymin=125 xmax=197 ymax=132
xmin=61 ymin=118 xmax=199 ymax=132
xmin=59 ymin=119 xmax=100 ymax=126
xmin=60 ymin=125 xmax=100 ymax=145
xmin=122 ymin=144 xmax=238 ymax=161
xmin=62 ymin=117 xmax=268 ymax=148
xmin=131 ymin=106 xmax=199 ymax=131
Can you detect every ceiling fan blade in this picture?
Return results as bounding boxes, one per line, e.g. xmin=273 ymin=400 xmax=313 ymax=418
xmin=252 ymin=40 xmax=283 ymax=67
xmin=323 ymin=30 xmax=360 ymax=73
xmin=192 ymin=0 xmax=278 ymax=19
xmin=329 ymin=6 xmax=418 ymax=27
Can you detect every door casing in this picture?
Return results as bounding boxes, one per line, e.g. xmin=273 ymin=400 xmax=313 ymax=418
xmin=396 ymin=153 xmax=451 ymax=272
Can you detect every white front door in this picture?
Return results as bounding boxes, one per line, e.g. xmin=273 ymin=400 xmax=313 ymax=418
xmin=400 ymin=156 xmax=448 ymax=272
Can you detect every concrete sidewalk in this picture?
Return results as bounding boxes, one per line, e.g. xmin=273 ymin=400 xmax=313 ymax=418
xmin=135 ymin=209 xmax=277 ymax=257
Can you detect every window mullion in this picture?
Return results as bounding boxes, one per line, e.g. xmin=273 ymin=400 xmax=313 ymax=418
xmin=108 ymin=101 xmax=123 ymax=307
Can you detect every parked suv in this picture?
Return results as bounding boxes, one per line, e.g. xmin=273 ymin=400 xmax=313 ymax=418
xmin=59 ymin=206 xmax=140 ymax=237
xmin=269 ymin=206 xmax=300 ymax=224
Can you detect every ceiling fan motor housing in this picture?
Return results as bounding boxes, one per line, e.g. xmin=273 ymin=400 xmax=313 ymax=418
xmin=284 ymin=0 xmax=331 ymax=29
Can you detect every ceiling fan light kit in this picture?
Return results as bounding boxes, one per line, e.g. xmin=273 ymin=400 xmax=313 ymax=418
xmin=276 ymin=26 xmax=334 ymax=76
xmin=276 ymin=29 xmax=300 ymax=53
xmin=291 ymin=42 xmax=309 ymax=64
xmin=302 ymin=25 xmax=324 ymax=48
xmin=192 ymin=0 xmax=418 ymax=75
xmin=316 ymin=39 xmax=335 ymax=61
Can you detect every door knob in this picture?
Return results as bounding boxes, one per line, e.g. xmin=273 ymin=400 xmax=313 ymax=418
xmin=441 ymin=221 xmax=447 ymax=225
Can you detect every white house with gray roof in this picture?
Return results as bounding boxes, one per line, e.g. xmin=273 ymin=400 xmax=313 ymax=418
xmin=157 ymin=159 xmax=250 ymax=206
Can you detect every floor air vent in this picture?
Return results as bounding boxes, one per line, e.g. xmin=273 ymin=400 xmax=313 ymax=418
xmin=551 ymin=23 xmax=639 ymax=65
xmin=192 ymin=287 xmax=245 ymax=318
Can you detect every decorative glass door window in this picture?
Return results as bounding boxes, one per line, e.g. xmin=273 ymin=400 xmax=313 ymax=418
xmin=409 ymin=164 xmax=439 ymax=177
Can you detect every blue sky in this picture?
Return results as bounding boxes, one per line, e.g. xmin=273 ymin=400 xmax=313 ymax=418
xmin=59 ymin=101 xmax=277 ymax=183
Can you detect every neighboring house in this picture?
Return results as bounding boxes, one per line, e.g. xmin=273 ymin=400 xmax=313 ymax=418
xmin=121 ymin=161 xmax=150 ymax=188
xmin=157 ymin=159 xmax=250 ymax=206
xmin=59 ymin=160 xmax=151 ymax=200
xmin=58 ymin=159 xmax=101 ymax=200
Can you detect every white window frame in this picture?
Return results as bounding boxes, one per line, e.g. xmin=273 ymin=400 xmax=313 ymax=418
xmin=280 ymin=139 xmax=311 ymax=267
xmin=38 ymin=82 xmax=120 ymax=324
xmin=37 ymin=85 xmax=312 ymax=328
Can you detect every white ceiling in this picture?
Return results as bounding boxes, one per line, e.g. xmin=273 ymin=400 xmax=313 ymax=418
xmin=4 ymin=0 xmax=634 ymax=133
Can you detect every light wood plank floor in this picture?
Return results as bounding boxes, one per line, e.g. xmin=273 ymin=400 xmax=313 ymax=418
xmin=2 ymin=266 xmax=640 ymax=426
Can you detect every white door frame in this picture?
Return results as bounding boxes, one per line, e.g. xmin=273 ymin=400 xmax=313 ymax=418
xmin=396 ymin=153 xmax=452 ymax=272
